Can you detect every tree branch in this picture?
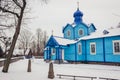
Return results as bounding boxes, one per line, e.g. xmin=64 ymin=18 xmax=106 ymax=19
xmin=0 ymin=7 xmax=20 ymax=18
xmin=12 ymin=0 xmax=22 ymax=9
xmin=22 ymin=0 xmax=26 ymax=9
xmin=0 ymin=24 xmax=13 ymax=28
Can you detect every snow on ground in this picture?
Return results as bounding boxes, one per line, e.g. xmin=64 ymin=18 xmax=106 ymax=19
xmin=0 ymin=59 xmax=120 ymax=80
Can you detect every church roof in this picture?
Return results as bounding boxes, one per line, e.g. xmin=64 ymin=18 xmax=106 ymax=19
xmin=73 ymin=8 xmax=83 ymax=17
xmin=53 ymin=36 xmax=76 ymax=46
xmin=80 ymin=27 xmax=120 ymax=40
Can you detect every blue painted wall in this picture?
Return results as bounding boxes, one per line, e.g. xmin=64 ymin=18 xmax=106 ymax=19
xmin=64 ymin=44 xmax=76 ymax=61
xmin=88 ymin=24 xmax=96 ymax=34
xmin=51 ymin=48 xmax=56 ymax=60
xmin=44 ymin=47 xmax=51 ymax=60
xmin=63 ymin=24 xmax=74 ymax=40
xmin=74 ymin=23 xmax=88 ymax=39
xmin=104 ymin=36 xmax=120 ymax=62
xmin=44 ymin=35 xmax=120 ymax=63
xmin=76 ymin=41 xmax=86 ymax=61
xmin=86 ymin=38 xmax=104 ymax=62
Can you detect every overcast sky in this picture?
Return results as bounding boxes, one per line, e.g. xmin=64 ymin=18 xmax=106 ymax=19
xmin=27 ymin=0 xmax=120 ymax=37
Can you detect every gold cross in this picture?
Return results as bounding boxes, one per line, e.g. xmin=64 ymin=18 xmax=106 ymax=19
xmin=52 ymin=30 xmax=54 ymax=36
xmin=77 ymin=2 xmax=79 ymax=9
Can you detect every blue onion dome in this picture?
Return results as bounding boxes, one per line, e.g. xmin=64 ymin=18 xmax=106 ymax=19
xmin=73 ymin=8 xmax=83 ymax=17
xmin=73 ymin=8 xmax=83 ymax=24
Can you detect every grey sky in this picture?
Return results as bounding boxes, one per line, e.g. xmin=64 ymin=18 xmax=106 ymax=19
xmin=27 ymin=0 xmax=120 ymax=37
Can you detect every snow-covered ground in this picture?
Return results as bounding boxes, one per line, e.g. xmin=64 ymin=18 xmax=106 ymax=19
xmin=0 ymin=59 xmax=120 ymax=80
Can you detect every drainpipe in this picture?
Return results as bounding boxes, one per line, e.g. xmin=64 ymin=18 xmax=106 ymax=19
xmin=73 ymin=27 xmax=75 ymax=39
xmin=85 ymin=40 xmax=87 ymax=63
xmin=75 ymin=43 xmax=77 ymax=63
xmin=103 ymin=38 xmax=106 ymax=62
xmin=55 ymin=49 xmax=58 ymax=60
xmin=58 ymin=48 xmax=61 ymax=64
xmin=47 ymin=48 xmax=48 ymax=60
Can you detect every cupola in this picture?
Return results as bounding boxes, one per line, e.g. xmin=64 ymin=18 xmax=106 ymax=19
xmin=73 ymin=2 xmax=83 ymax=24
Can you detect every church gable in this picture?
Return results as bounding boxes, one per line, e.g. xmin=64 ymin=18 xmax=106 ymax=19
xmin=74 ymin=23 xmax=89 ymax=39
xmin=46 ymin=36 xmax=59 ymax=47
xmin=63 ymin=24 xmax=74 ymax=39
xmin=88 ymin=23 xmax=96 ymax=34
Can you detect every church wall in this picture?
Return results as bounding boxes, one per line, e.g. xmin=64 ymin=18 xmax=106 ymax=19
xmin=76 ymin=41 xmax=86 ymax=61
xmin=44 ymin=47 xmax=51 ymax=60
xmin=86 ymin=38 xmax=104 ymax=62
xmin=64 ymin=44 xmax=76 ymax=61
xmin=88 ymin=26 xmax=96 ymax=34
xmin=44 ymin=50 xmax=47 ymax=60
xmin=74 ymin=24 xmax=88 ymax=39
xmin=63 ymin=25 xmax=74 ymax=40
xmin=104 ymin=36 xmax=120 ymax=63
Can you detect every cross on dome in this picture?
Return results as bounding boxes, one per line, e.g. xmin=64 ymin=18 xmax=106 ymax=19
xmin=77 ymin=2 xmax=79 ymax=9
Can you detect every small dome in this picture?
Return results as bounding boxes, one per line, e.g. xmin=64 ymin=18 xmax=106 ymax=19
xmin=73 ymin=8 xmax=83 ymax=17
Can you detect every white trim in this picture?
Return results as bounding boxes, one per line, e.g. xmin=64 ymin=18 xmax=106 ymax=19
xmin=90 ymin=42 xmax=96 ymax=55
xmin=78 ymin=29 xmax=84 ymax=36
xmin=62 ymin=49 xmax=64 ymax=60
xmin=78 ymin=43 xmax=82 ymax=55
xmin=113 ymin=40 xmax=120 ymax=55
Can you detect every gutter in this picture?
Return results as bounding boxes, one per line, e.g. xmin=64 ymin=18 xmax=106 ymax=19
xmin=85 ymin=40 xmax=87 ymax=63
xmin=103 ymin=38 xmax=106 ymax=62
xmin=75 ymin=43 xmax=77 ymax=62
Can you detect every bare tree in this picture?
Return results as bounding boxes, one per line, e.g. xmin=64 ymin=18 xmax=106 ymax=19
xmin=36 ymin=28 xmax=42 ymax=56
xmin=36 ymin=28 xmax=48 ymax=56
xmin=31 ymin=40 xmax=37 ymax=56
xmin=0 ymin=0 xmax=27 ymax=73
xmin=18 ymin=28 xmax=32 ymax=55
xmin=0 ymin=36 xmax=11 ymax=57
xmin=0 ymin=0 xmax=48 ymax=72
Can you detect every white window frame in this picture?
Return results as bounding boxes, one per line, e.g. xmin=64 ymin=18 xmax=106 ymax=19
xmin=78 ymin=43 xmax=82 ymax=55
xmin=67 ymin=30 xmax=71 ymax=37
xmin=51 ymin=48 xmax=56 ymax=55
xmin=90 ymin=42 xmax=96 ymax=55
xmin=78 ymin=29 xmax=84 ymax=36
xmin=113 ymin=40 xmax=120 ymax=55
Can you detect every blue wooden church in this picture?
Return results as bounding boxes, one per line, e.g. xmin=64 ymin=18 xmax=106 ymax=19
xmin=44 ymin=5 xmax=120 ymax=63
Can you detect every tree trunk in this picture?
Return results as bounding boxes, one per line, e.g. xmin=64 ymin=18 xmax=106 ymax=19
xmin=2 ymin=1 xmax=26 ymax=72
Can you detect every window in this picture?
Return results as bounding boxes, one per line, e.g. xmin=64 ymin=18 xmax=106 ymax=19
xmin=113 ymin=40 xmax=120 ymax=54
xmin=90 ymin=42 xmax=96 ymax=55
xmin=52 ymin=48 xmax=56 ymax=55
xmin=78 ymin=43 xmax=82 ymax=54
xmin=67 ymin=30 xmax=71 ymax=37
xmin=78 ymin=29 xmax=84 ymax=36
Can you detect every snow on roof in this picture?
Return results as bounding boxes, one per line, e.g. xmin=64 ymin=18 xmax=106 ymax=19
xmin=80 ymin=28 xmax=120 ymax=40
xmin=53 ymin=36 xmax=76 ymax=45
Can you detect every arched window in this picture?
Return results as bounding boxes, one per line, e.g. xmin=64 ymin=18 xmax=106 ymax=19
xmin=67 ymin=30 xmax=71 ymax=37
xmin=78 ymin=29 xmax=84 ymax=36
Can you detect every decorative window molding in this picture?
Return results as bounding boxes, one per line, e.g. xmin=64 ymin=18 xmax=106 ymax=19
xmin=52 ymin=48 xmax=56 ymax=55
xmin=78 ymin=43 xmax=82 ymax=54
xmin=67 ymin=30 xmax=71 ymax=37
xmin=90 ymin=42 xmax=96 ymax=55
xmin=113 ymin=40 xmax=120 ymax=55
xmin=78 ymin=29 xmax=84 ymax=36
